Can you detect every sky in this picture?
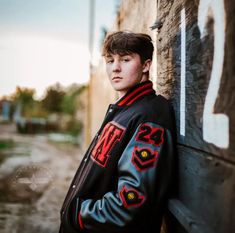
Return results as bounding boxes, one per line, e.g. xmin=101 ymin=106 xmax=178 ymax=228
xmin=0 ymin=0 xmax=119 ymax=99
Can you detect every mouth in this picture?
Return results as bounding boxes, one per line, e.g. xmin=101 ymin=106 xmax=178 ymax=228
xmin=112 ymin=76 xmax=122 ymax=81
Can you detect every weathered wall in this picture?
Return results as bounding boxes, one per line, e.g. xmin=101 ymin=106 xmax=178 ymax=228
xmin=117 ymin=0 xmax=157 ymax=32
xmin=117 ymin=0 xmax=158 ymax=88
xmin=89 ymin=62 xmax=117 ymax=140
xmin=88 ymin=0 xmax=235 ymax=232
xmin=156 ymin=0 xmax=235 ymax=233
xmin=75 ymin=87 xmax=89 ymax=152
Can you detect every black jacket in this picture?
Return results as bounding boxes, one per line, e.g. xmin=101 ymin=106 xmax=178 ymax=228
xmin=59 ymin=80 xmax=176 ymax=233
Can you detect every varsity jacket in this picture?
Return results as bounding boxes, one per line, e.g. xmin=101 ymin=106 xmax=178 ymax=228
xmin=59 ymin=80 xmax=176 ymax=233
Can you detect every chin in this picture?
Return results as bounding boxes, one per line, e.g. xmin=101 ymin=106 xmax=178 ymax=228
xmin=111 ymin=83 xmax=126 ymax=91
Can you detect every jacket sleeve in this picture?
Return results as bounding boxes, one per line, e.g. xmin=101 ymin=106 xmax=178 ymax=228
xmin=71 ymin=121 xmax=175 ymax=232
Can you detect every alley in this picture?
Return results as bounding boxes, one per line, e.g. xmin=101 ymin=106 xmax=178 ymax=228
xmin=0 ymin=124 xmax=83 ymax=233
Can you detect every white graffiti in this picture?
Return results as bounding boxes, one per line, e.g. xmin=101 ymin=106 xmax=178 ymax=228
xmin=198 ymin=0 xmax=229 ymax=148
xmin=180 ymin=8 xmax=186 ymax=136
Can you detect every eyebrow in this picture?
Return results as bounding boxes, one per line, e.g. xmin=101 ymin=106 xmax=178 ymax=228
xmin=105 ymin=53 xmax=133 ymax=58
xmin=105 ymin=55 xmax=113 ymax=58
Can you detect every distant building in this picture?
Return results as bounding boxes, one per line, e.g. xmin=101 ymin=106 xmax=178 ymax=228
xmin=0 ymin=100 xmax=11 ymax=122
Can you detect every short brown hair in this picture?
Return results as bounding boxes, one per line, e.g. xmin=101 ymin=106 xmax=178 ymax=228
xmin=102 ymin=31 xmax=154 ymax=63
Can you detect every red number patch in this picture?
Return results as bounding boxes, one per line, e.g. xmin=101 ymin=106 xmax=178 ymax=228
xmin=136 ymin=123 xmax=164 ymax=146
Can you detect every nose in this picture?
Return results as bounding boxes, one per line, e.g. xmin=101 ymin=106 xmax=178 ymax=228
xmin=112 ymin=60 xmax=121 ymax=72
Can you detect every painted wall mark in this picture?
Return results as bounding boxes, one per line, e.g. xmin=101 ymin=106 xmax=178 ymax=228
xmin=180 ymin=8 xmax=186 ymax=137
xmin=198 ymin=0 xmax=229 ymax=148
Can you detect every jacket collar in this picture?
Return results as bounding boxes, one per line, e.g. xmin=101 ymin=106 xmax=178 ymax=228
xmin=115 ymin=80 xmax=155 ymax=107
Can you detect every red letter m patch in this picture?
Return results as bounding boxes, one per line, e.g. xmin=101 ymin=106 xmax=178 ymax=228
xmin=91 ymin=122 xmax=125 ymax=167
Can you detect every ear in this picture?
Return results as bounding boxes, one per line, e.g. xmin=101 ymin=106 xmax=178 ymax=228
xmin=142 ymin=59 xmax=152 ymax=73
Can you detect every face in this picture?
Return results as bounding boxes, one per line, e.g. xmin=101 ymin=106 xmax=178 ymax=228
xmin=105 ymin=53 xmax=151 ymax=97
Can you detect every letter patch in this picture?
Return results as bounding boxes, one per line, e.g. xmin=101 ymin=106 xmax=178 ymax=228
xmin=120 ymin=186 xmax=145 ymax=208
xmin=136 ymin=123 xmax=164 ymax=146
xmin=91 ymin=122 xmax=125 ymax=167
xmin=132 ymin=147 xmax=158 ymax=171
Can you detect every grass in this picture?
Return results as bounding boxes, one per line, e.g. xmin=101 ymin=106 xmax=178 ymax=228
xmin=0 ymin=139 xmax=15 ymax=164
xmin=0 ymin=139 xmax=15 ymax=150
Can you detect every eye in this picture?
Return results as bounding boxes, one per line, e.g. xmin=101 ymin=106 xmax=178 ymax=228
xmin=106 ymin=59 xmax=114 ymax=64
xmin=122 ymin=57 xmax=130 ymax=62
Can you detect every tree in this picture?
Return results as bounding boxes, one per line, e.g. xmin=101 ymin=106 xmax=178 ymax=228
xmin=12 ymin=86 xmax=35 ymax=104
xmin=42 ymin=83 xmax=65 ymax=113
xmin=61 ymin=84 xmax=86 ymax=115
xmin=11 ymin=87 xmax=36 ymax=116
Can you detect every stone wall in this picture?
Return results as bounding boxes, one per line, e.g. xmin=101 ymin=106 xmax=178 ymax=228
xmin=117 ymin=0 xmax=158 ymax=89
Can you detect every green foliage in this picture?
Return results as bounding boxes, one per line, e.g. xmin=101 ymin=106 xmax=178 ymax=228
xmin=42 ymin=83 xmax=65 ymax=113
xmin=61 ymin=84 xmax=86 ymax=115
xmin=0 ymin=139 xmax=14 ymax=150
xmin=12 ymin=86 xmax=35 ymax=104
xmin=65 ymin=118 xmax=83 ymax=137
xmin=24 ymin=101 xmax=48 ymax=118
xmin=2 ymin=82 xmax=87 ymax=137
xmin=10 ymin=86 xmax=36 ymax=117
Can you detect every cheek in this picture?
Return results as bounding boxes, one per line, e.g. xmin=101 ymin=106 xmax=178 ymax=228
xmin=127 ymin=64 xmax=143 ymax=76
xmin=106 ymin=66 xmax=112 ymax=77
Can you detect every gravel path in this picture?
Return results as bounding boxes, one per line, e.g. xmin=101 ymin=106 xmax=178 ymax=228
xmin=0 ymin=124 xmax=83 ymax=233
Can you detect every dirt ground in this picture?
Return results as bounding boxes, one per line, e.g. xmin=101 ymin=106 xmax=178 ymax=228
xmin=0 ymin=124 xmax=84 ymax=233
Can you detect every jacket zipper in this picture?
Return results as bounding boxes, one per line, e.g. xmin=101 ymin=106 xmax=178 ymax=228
xmin=61 ymin=105 xmax=115 ymax=217
xmin=61 ymin=133 xmax=99 ymax=217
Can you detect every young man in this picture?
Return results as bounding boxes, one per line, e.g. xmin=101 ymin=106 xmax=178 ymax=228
xmin=59 ymin=31 xmax=176 ymax=233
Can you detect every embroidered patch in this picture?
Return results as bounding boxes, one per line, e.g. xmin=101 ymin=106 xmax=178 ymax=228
xmin=136 ymin=123 xmax=164 ymax=146
xmin=91 ymin=121 xmax=125 ymax=167
xmin=120 ymin=186 xmax=145 ymax=208
xmin=132 ymin=147 xmax=158 ymax=171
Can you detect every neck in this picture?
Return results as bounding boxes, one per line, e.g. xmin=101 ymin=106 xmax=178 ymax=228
xmin=117 ymin=76 xmax=150 ymax=98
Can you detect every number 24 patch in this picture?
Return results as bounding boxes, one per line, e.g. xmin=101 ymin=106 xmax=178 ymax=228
xmin=136 ymin=123 xmax=164 ymax=146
